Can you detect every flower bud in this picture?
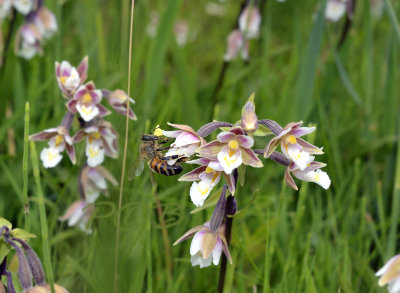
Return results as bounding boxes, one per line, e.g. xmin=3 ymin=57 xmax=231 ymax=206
xmin=7 ymin=240 xmax=32 ymax=290
xmin=241 ymin=101 xmax=258 ymax=134
xmin=13 ymin=239 xmax=45 ymax=286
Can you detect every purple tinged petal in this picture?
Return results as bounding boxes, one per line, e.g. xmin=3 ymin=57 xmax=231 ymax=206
xmin=306 ymin=161 xmax=327 ymax=170
xmin=29 ymin=128 xmax=58 ymax=141
xmin=174 ymin=131 xmax=200 ymax=147
xmin=162 ymin=130 xmax=182 ymax=138
xmin=219 ymin=234 xmax=233 ymax=264
xmin=173 ymin=225 xmax=206 ymax=245
xmin=285 ymin=168 xmax=298 ymax=190
xmin=198 ymin=141 xmax=224 ymax=157
xmin=85 ymin=81 xmax=96 ymax=91
xmin=66 ymin=99 xmax=78 ymax=113
xmin=236 ymin=135 xmax=254 ymax=149
xmin=97 ymin=104 xmax=111 ymax=117
xmin=222 ymin=173 xmax=235 ymax=195
xmin=77 ymin=56 xmax=88 ymax=82
xmin=241 ymin=148 xmax=263 ymax=168
xmin=65 ymin=144 xmax=76 ymax=164
xmin=186 ymin=158 xmax=210 ymax=166
xmin=229 ymin=126 xmax=245 ymax=135
xmin=90 ymin=89 xmax=102 ymax=104
xmin=74 ymin=86 xmax=87 ymax=100
xmin=296 ymin=138 xmax=324 ymax=154
xmin=178 ymin=166 xmax=207 ymax=181
xmin=208 ymin=160 xmax=224 ymax=172
xmin=72 ymin=129 xmax=87 ymax=143
xmin=291 ymin=126 xmax=316 ymax=138
xmin=284 ymin=121 xmax=303 ymax=130
xmin=263 ymin=137 xmax=281 ymax=158
xmin=216 ymin=131 xmax=235 ymax=143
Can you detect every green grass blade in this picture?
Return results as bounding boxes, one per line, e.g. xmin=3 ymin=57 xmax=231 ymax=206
xmin=23 ymin=102 xmax=30 ymax=230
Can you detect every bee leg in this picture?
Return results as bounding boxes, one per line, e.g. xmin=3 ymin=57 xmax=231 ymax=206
xmin=160 ymin=155 xmax=181 ymax=161
xmin=156 ymin=147 xmax=171 ymax=151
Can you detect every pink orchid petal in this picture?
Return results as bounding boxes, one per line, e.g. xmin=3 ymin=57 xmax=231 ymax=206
xmin=241 ymin=148 xmax=263 ymax=168
xmin=29 ymin=128 xmax=58 ymax=141
xmin=162 ymin=130 xmax=182 ymax=138
xmin=296 ymin=138 xmax=324 ymax=154
xmin=229 ymin=126 xmax=245 ymax=135
xmin=285 ymin=168 xmax=298 ymax=190
xmin=217 ymin=131 xmax=236 ymax=143
xmin=77 ymin=56 xmax=88 ymax=82
xmin=292 ymin=126 xmax=316 ymax=138
xmin=173 ymin=225 xmax=206 ymax=245
xmin=174 ymin=131 xmax=200 ymax=147
xmin=65 ymin=144 xmax=76 ymax=164
xmin=72 ymin=129 xmax=87 ymax=143
xmin=199 ymin=141 xmax=224 ymax=158
xmin=97 ymin=104 xmax=111 ymax=117
xmin=186 ymin=158 xmax=210 ymax=166
xmin=66 ymin=99 xmax=78 ymax=113
xmin=236 ymin=135 xmax=254 ymax=149
xmin=179 ymin=166 xmax=207 ymax=181
xmin=59 ymin=199 xmax=85 ymax=221
xmin=263 ymin=136 xmax=281 ymax=158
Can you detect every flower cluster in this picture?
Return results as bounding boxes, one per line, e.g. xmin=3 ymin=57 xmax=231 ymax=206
xmin=30 ymin=56 xmax=135 ymax=233
xmin=162 ymin=93 xmax=331 ymax=268
xmin=0 ymin=218 xmax=68 ymax=292
xmin=0 ymin=0 xmax=57 ymax=59
xmin=224 ymin=4 xmax=261 ymax=61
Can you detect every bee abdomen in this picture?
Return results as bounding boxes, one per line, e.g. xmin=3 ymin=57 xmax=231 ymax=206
xmin=150 ymin=158 xmax=182 ymax=176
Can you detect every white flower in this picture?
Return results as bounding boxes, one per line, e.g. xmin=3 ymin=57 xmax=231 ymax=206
xmin=325 ymin=0 xmax=347 ymax=22
xmin=190 ymin=229 xmax=223 ymax=268
xmin=190 ymin=181 xmax=213 ymax=207
xmin=86 ymin=142 xmax=104 ymax=167
xmin=239 ymin=6 xmax=261 ymax=39
xmin=33 ymin=7 xmax=58 ymax=39
xmin=13 ymin=0 xmax=33 ymax=15
xmin=59 ymin=199 xmax=94 ymax=234
xmin=286 ymin=149 xmax=314 ymax=171
xmin=293 ymin=168 xmax=331 ymax=190
xmin=40 ymin=147 xmax=62 ymax=168
xmin=76 ymin=103 xmax=99 ymax=122
xmin=0 ymin=0 xmax=12 ymax=21
xmin=376 ymin=255 xmax=400 ymax=293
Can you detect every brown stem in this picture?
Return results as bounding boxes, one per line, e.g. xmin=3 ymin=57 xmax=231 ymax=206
xmin=149 ymin=172 xmax=173 ymax=282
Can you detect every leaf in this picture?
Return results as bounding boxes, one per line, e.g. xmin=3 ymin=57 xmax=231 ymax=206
xmin=253 ymin=124 xmax=273 ymax=137
xmin=238 ymin=164 xmax=246 ymax=187
xmin=11 ymin=228 xmax=36 ymax=240
xmin=0 ymin=218 xmax=12 ymax=229
xmin=0 ymin=240 xmax=11 ymax=264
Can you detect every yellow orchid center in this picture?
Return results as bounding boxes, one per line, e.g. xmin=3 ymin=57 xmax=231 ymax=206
xmin=59 ymin=76 xmax=67 ymax=85
xmin=313 ymin=172 xmax=320 ymax=182
xmin=153 ymin=125 xmax=163 ymax=137
xmin=198 ymin=185 xmax=210 ymax=196
xmin=54 ymin=135 xmax=64 ymax=146
xmin=82 ymin=93 xmax=92 ymax=103
xmin=88 ymin=131 xmax=101 ymax=144
xmin=88 ymin=146 xmax=99 ymax=158
xmin=205 ymin=166 xmax=213 ymax=173
xmin=288 ymin=135 xmax=297 ymax=144
xmin=47 ymin=151 xmax=58 ymax=161
xmin=228 ymin=139 xmax=239 ymax=157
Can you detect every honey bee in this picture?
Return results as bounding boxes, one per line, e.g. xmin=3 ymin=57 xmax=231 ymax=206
xmin=128 ymin=134 xmax=183 ymax=180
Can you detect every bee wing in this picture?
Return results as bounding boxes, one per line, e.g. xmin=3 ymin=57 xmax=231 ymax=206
xmin=128 ymin=157 xmax=145 ymax=180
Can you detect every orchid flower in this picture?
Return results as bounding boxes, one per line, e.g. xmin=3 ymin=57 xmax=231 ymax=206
xmin=264 ymin=121 xmax=323 ymax=171
xmin=0 ymin=0 xmax=12 ymax=20
xmin=162 ymin=123 xmax=206 ymax=165
xmin=180 ymin=157 xmax=236 ymax=206
xmin=199 ymin=126 xmax=263 ymax=174
xmin=73 ymin=121 xmax=118 ymax=167
xmin=325 ymin=0 xmax=351 ymax=22
xmin=15 ymin=23 xmax=42 ymax=59
xmin=59 ymin=199 xmax=94 ymax=234
xmin=224 ymin=29 xmax=249 ymax=62
xmin=55 ymin=56 xmax=88 ymax=98
xmin=67 ymin=81 xmax=110 ymax=122
xmin=106 ymin=89 xmax=137 ymax=120
xmin=285 ymin=161 xmax=331 ymax=191
xmin=79 ymin=165 xmax=118 ymax=203
xmin=13 ymin=0 xmax=33 ymax=15
xmin=376 ymin=255 xmax=400 ymax=293
xmin=30 ymin=126 xmax=76 ymax=168
xmin=33 ymin=6 xmax=58 ymax=39
xmin=239 ymin=5 xmax=261 ymax=39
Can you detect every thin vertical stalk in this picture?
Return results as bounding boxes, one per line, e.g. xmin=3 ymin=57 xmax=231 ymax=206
xmin=113 ymin=1 xmax=135 ymax=292
xmin=30 ymin=141 xmax=55 ymax=293
xmin=217 ymin=195 xmax=235 ymax=293
xmin=23 ymin=102 xmax=30 ymax=230
xmin=383 ymin=0 xmax=400 ymax=43
xmin=149 ymin=172 xmax=172 ymax=283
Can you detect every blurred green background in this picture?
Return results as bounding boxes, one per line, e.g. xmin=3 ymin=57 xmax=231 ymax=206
xmin=0 ymin=0 xmax=399 ymax=292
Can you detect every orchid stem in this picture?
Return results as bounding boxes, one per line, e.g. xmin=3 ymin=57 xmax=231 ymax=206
xmin=217 ymin=194 xmax=235 ymax=293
